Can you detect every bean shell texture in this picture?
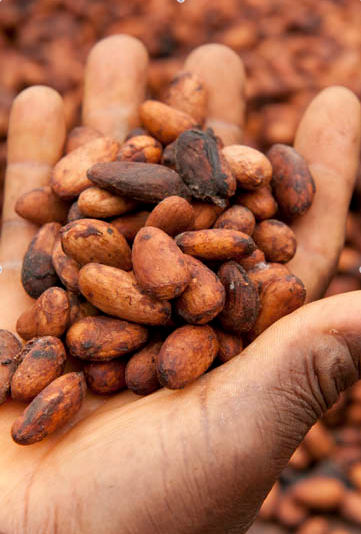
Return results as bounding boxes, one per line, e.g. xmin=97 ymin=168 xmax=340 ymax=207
xmin=146 ymin=196 xmax=194 ymax=236
xmin=175 ymin=229 xmax=255 ymax=262
xmin=11 ymin=336 xmax=67 ymax=403
xmin=175 ymin=255 xmax=225 ymax=324
xmin=16 ymin=287 xmax=70 ymax=341
xmin=157 ymin=325 xmax=219 ymax=389
xmin=192 ymin=202 xmax=224 ymax=230
xmin=111 ymin=211 xmax=149 ymax=243
xmin=66 ymin=316 xmax=148 ymax=361
xmin=268 ymin=143 xmax=315 ymax=219
xmin=60 ymin=219 xmax=132 ymax=270
xmin=163 ymin=72 xmax=207 ymax=125
xmin=218 ymin=261 xmax=260 ymax=333
xmin=239 ymin=249 xmax=266 ymax=271
xmin=139 ymin=100 xmax=198 ymax=144
xmin=222 ymin=145 xmax=272 ymax=190
xmin=247 ymin=262 xmax=290 ymax=293
xmin=78 ymin=263 xmax=172 ymax=326
xmin=236 ymin=186 xmax=278 ymax=221
xmin=65 ymin=126 xmax=103 ymax=154
xmin=214 ymin=328 xmax=243 ymax=363
xmin=52 ymin=235 xmax=80 ymax=293
xmin=253 ymin=219 xmax=297 ymax=263
xmin=21 ymin=222 xmax=61 ymax=299
xmin=15 ymin=186 xmax=70 ymax=225
xmin=88 ymin=161 xmax=191 ymax=204
xmin=51 ymin=137 xmax=119 ymax=199
xmin=248 ymin=274 xmax=306 ymax=339
xmin=67 ymin=291 xmax=98 ymax=325
xmin=132 ymin=227 xmax=190 ymax=300
xmin=84 ymin=360 xmax=127 ymax=394
xmin=78 ymin=187 xmax=138 ymax=219
xmin=213 ymin=205 xmax=255 ymax=235
xmin=117 ymin=135 xmax=162 ymax=164
xmin=175 ymin=129 xmax=236 ymax=208
xmin=11 ymin=372 xmax=87 ymax=445
xmin=125 ymin=340 xmax=163 ymax=396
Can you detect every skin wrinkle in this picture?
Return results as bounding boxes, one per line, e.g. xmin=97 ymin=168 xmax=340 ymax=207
xmin=310 ymin=333 xmax=358 ymax=410
xmin=283 ymin=367 xmax=322 ymax=425
xmin=20 ymin=432 xmax=67 ymax=534
xmin=305 ymin=346 xmax=330 ymax=415
xmin=330 ymin=330 xmax=361 ymax=382
xmin=176 ymin=430 xmax=202 ymax=532
xmin=138 ymin=503 xmax=163 ymax=534
xmin=193 ymin=383 xmax=275 ymax=534
xmin=267 ymin=384 xmax=308 ymax=447
xmin=53 ymin=508 xmax=58 ymax=534
xmin=199 ymin=384 xmax=248 ymax=510
xmin=84 ymin=397 xmax=195 ymax=534
xmin=1 ymin=219 xmax=35 ymax=229
xmin=159 ymin=406 xmax=201 ymax=534
xmin=22 ymin=471 xmax=35 ymax=534
xmin=6 ymin=162 xmax=52 ymax=170
xmin=179 ymin=425 xmax=207 ymax=530
xmin=165 ymin=383 xmax=240 ymax=534
xmin=261 ymin=338 xmax=322 ymax=434
xmin=70 ymin=490 xmax=86 ymax=534
xmin=38 ymin=445 xmax=108 ymax=534
xmin=158 ymin=421 xmax=178 ymax=529
xmin=260 ymin=385 xmax=307 ymax=473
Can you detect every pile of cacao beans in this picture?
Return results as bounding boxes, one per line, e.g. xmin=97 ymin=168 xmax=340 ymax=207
xmin=0 ymin=72 xmax=315 ymax=447
xmin=2 ymin=2 xmax=361 ymax=532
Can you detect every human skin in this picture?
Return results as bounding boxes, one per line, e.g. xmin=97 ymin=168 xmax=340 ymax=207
xmin=0 ymin=35 xmax=360 ymax=534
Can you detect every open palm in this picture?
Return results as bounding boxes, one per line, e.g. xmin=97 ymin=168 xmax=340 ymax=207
xmin=0 ymin=35 xmax=360 ymax=534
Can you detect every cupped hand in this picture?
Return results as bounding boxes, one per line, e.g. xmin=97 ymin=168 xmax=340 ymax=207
xmin=0 ymin=35 xmax=360 ymax=534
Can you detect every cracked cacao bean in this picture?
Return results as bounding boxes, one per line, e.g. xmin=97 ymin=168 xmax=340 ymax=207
xmin=218 ymin=261 xmax=260 ymax=333
xmin=175 ymin=129 xmax=236 ymax=208
xmin=21 ymin=222 xmax=61 ymax=298
xmin=0 ymin=330 xmax=21 ymax=405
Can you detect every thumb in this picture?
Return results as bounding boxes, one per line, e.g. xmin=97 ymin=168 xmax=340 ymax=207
xmin=209 ymin=290 xmax=361 ymax=532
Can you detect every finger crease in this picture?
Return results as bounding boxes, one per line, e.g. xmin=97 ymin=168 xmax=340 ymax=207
xmin=1 ymin=219 xmax=34 ymax=228
xmin=0 ymin=260 xmax=23 ymax=270
xmin=6 ymin=162 xmax=52 ymax=171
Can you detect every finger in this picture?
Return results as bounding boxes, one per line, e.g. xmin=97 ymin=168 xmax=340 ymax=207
xmin=184 ymin=43 xmax=246 ymax=146
xmin=29 ymin=292 xmax=361 ymax=534
xmin=0 ymin=86 xmax=66 ymax=331
xmin=82 ymin=34 xmax=149 ymax=143
xmin=287 ymin=86 xmax=361 ymax=302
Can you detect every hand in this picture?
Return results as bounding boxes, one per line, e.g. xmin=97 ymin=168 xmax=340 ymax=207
xmin=0 ymin=34 xmax=360 ymax=534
